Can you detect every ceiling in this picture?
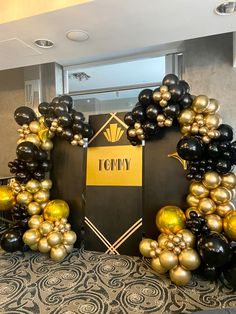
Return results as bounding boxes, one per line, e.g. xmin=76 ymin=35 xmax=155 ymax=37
xmin=1 ymin=0 xmax=236 ymax=70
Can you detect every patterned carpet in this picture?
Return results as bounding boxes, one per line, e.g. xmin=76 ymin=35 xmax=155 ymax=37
xmin=0 ymin=248 xmax=235 ymax=314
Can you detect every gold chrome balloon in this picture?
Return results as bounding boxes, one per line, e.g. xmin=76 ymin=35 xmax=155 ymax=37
xmin=29 ymin=121 xmax=40 ymax=134
xmin=157 ymin=234 xmax=169 ymax=249
xmin=185 ymin=208 xmax=202 ymax=220
xmin=205 ymin=98 xmax=219 ymax=114
xmin=16 ymin=191 xmax=33 ymax=205
xmin=180 ymin=125 xmax=191 ymax=135
xmin=28 ymin=202 xmax=41 ymax=215
xmin=178 ymin=248 xmax=201 ymax=271
xmin=216 ymin=202 xmax=235 ymax=217
xmin=159 ymin=250 xmax=178 ymax=270
xmin=23 ymin=229 xmax=41 ymax=246
xmin=178 ymin=109 xmax=195 ymax=125
xmin=169 ymin=266 xmax=192 ymax=286
xmin=25 ymin=134 xmax=41 ymax=147
xmin=203 ymin=172 xmax=221 ymax=189
xmin=190 ymin=182 xmax=209 ymax=198
xmin=186 ymin=194 xmax=200 ymax=207
xmin=50 ymin=244 xmax=67 ymax=261
xmin=204 ymin=114 xmax=221 ymax=129
xmin=38 ymin=237 xmax=51 ymax=253
xmin=139 ymin=238 xmax=153 ymax=257
xmin=39 ymin=220 xmax=54 ymax=236
xmin=198 ymin=198 xmax=216 ymax=215
xmin=63 ymin=230 xmax=77 ymax=245
xmin=128 ymin=129 xmax=136 ymax=138
xmin=0 ymin=185 xmax=15 ymax=211
xmin=40 ymin=179 xmax=52 ymax=190
xmin=192 ymin=95 xmax=209 ymax=113
xmin=223 ymin=211 xmax=236 ymax=241
xmin=28 ymin=215 xmax=44 ymax=229
xmin=41 ymin=139 xmax=53 ymax=151
xmin=222 ymin=173 xmax=236 ymax=189
xmin=205 ymin=214 xmax=223 ymax=233
xmin=156 ymin=206 xmax=186 ymax=234
xmin=47 ymin=231 xmax=63 ymax=247
xmin=151 ymin=257 xmax=168 ymax=274
xmin=26 ymin=179 xmax=40 ymax=194
xmin=44 ymin=199 xmax=69 ymax=222
xmin=210 ymin=187 xmax=231 ymax=205
xmin=34 ymin=190 xmax=50 ymax=203
xmin=177 ymin=229 xmax=196 ymax=248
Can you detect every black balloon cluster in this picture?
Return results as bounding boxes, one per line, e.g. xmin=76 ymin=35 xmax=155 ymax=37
xmin=124 ymin=74 xmax=192 ymax=145
xmin=186 ymin=211 xmax=210 ymax=236
xmin=11 ymin=204 xmax=29 ymax=229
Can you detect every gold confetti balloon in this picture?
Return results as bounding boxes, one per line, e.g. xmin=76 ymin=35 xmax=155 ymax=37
xmin=190 ymin=182 xmax=209 ymax=198
xmin=178 ymin=248 xmax=201 ymax=271
xmin=0 ymin=185 xmax=15 ymax=211
xmin=26 ymin=179 xmax=40 ymax=194
xmin=169 ymin=266 xmax=192 ymax=286
xmin=205 ymin=214 xmax=223 ymax=233
xmin=38 ymin=237 xmax=51 ymax=253
xmin=44 ymin=199 xmax=69 ymax=222
xmin=16 ymin=191 xmax=33 ymax=205
xmin=221 ymin=173 xmax=236 ymax=189
xmin=216 ymin=202 xmax=235 ymax=217
xmin=139 ymin=238 xmax=153 ymax=257
xmin=28 ymin=202 xmax=41 ymax=215
xmin=223 ymin=211 xmax=236 ymax=241
xmin=210 ymin=187 xmax=231 ymax=205
xmin=39 ymin=220 xmax=54 ymax=236
xmin=156 ymin=206 xmax=186 ymax=234
xmin=50 ymin=244 xmax=67 ymax=261
xmin=202 ymin=172 xmax=221 ymax=189
xmin=34 ymin=189 xmax=50 ymax=203
xmin=28 ymin=215 xmax=44 ymax=229
xmin=151 ymin=257 xmax=168 ymax=274
xmin=159 ymin=250 xmax=178 ymax=270
xmin=63 ymin=230 xmax=77 ymax=245
xmin=23 ymin=229 xmax=41 ymax=246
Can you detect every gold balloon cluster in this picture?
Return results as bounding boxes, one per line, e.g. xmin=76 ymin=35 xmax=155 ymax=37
xmin=127 ymin=122 xmax=145 ymax=141
xmin=23 ymin=199 xmax=76 ymax=261
xmin=178 ymin=96 xmax=221 ymax=143
xmin=153 ymin=85 xmax=171 ymax=107
xmin=9 ymin=178 xmax=24 ymax=195
xmin=186 ymin=171 xmax=236 ymax=235
xmin=156 ymin=114 xmax=173 ymax=128
xmin=71 ymin=133 xmax=85 ymax=147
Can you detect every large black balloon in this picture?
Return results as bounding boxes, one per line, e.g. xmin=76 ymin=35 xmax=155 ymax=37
xmin=168 ymin=84 xmax=183 ymax=102
xmin=179 ymin=80 xmax=190 ymax=94
xmin=218 ymin=124 xmax=233 ymax=142
xmin=146 ymin=104 xmax=161 ymax=121
xmin=215 ymin=159 xmax=232 ymax=174
xmin=132 ymin=106 xmax=145 ymax=122
xmin=58 ymin=112 xmax=72 ymax=127
xmin=72 ymin=111 xmax=85 ymax=123
xmin=59 ymin=95 xmax=73 ymax=111
xmin=54 ymin=103 xmax=69 ymax=116
xmin=51 ymin=97 xmax=60 ymax=106
xmin=37 ymin=150 xmax=48 ymax=162
xmin=40 ymin=160 xmax=51 ymax=172
xmin=163 ymin=102 xmax=180 ymax=119
xmin=208 ymin=142 xmax=221 ymax=159
xmin=44 ymin=113 xmax=56 ymax=127
xmin=82 ymin=123 xmax=93 ymax=139
xmin=162 ymin=74 xmax=179 ymax=86
xmin=177 ymin=136 xmax=204 ymax=161
xmin=180 ymin=93 xmax=192 ymax=109
xmin=124 ymin=112 xmax=135 ymax=126
xmin=15 ymin=171 xmax=31 ymax=183
xmin=61 ymin=129 xmax=74 ymax=141
xmin=1 ymin=229 xmax=24 ymax=252
xmin=14 ymin=106 xmax=37 ymax=126
xmin=222 ymin=247 xmax=236 ymax=289
xmin=201 ymin=265 xmax=220 ymax=281
xmin=26 ymin=161 xmax=39 ymax=173
xmin=73 ymin=122 xmax=84 ymax=134
xmin=16 ymin=142 xmax=38 ymax=162
xmin=142 ymin=121 xmax=158 ymax=135
xmin=138 ymin=89 xmax=153 ymax=107
xmin=198 ymin=233 xmax=232 ymax=268
xmin=38 ymin=102 xmax=49 ymax=115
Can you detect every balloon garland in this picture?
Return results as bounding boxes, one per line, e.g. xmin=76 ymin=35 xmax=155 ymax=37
xmin=125 ymin=74 xmax=236 ymax=288
xmin=0 ymin=95 xmax=93 ymax=261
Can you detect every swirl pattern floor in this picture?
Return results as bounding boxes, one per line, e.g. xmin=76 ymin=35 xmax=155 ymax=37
xmin=0 ymin=248 xmax=235 ymax=314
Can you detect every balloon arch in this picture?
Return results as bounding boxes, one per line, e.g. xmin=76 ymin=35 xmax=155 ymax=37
xmin=0 ymin=74 xmax=235 ymax=288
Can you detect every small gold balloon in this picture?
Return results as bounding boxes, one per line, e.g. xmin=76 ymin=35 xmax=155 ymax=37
xmin=23 ymin=229 xmax=41 ymax=246
xmin=178 ymin=109 xmax=195 ymax=125
xmin=204 ymin=98 xmax=219 ymax=114
xmin=0 ymin=185 xmax=15 ymax=211
xmin=28 ymin=215 xmax=44 ymax=229
xmin=150 ymin=240 xmax=158 ymax=249
xmin=34 ymin=190 xmax=50 ymax=203
xmin=39 ymin=220 xmax=54 ymax=236
xmin=185 ymin=207 xmax=202 ymax=220
xmin=162 ymin=91 xmax=171 ymax=101
xmin=47 ymin=231 xmax=63 ymax=247
xmin=210 ymin=187 xmax=231 ymax=205
xmin=178 ymin=248 xmax=201 ymax=271
xmin=186 ymin=194 xmax=200 ymax=207
xmin=28 ymin=202 xmax=41 ymax=215
xmin=16 ymin=191 xmax=33 ymax=205
xmin=177 ymin=229 xmax=196 ymax=248
xmin=156 ymin=206 xmax=186 ymax=234
xmin=216 ymin=202 xmax=235 ymax=217
xmin=205 ymin=214 xmax=223 ymax=233
xmin=157 ymin=234 xmax=169 ymax=249
xmin=198 ymin=198 xmax=216 ymax=215
xmin=203 ymin=171 xmax=221 ymax=189
xmin=173 ymin=247 xmax=182 ymax=255
xmin=153 ymin=91 xmax=162 ymax=102
xmin=202 ymin=135 xmax=210 ymax=144
xmin=160 ymin=85 xmax=168 ymax=93
xmin=192 ymin=95 xmax=209 ymax=113
xmin=222 ymin=173 xmax=236 ymax=189
xmin=134 ymin=122 xmax=141 ymax=129
xmin=180 ymin=125 xmax=191 ymax=135
xmin=64 ymin=244 xmax=74 ymax=253
xmin=44 ymin=199 xmax=69 ymax=222
xmin=38 ymin=237 xmax=51 ymax=253
xmin=151 ymin=257 xmax=168 ymax=274
xmin=25 ymin=134 xmax=41 ymax=147
xmin=29 ymin=121 xmax=40 ymax=134
xmin=26 ymin=179 xmax=40 ymax=194
xmin=169 ymin=265 xmax=192 ymax=286
xmin=136 ymin=128 xmax=143 ymax=136
xmin=199 ymin=126 xmax=208 ymax=135
xmin=50 ymin=244 xmax=67 ymax=261
xmin=41 ymin=139 xmax=53 ymax=151
xmin=164 ymin=119 xmax=173 ymax=127
xmin=223 ymin=211 xmax=236 ymax=241
xmin=63 ymin=231 xmax=77 ymax=245
xmin=191 ymin=125 xmax=199 ymax=134
xmin=40 ymin=179 xmax=52 ymax=190
xmin=128 ymin=129 xmax=136 ymax=138
xmin=159 ymin=99 xmax=167 ymax=107
xmin=204 ymin=114 xmax=221 ymax=129
xmin=190 ymin=182 xmax=209 ymax=198
xmin=139 ymin=238 xmax=153 ymax=257
xmin=159 ymin=250 xmax=178 ymax=270
xmin=157 ymin=114 xmax=165 ymax=122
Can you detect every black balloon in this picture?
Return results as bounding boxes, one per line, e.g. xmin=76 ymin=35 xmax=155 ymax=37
xmin=179 ymin=80 xmax=190 ymax=94
xmin=215 ymin=159 xmax=232 ymax=174
xmin=146 ymin=104 xmax=161 ymax=121
xmin=40 ymin=160 xmax=51 ymax=172
xmin=222 ymin=247 xmax=236 ymax=289
xmin=208 ymin=142 xmax=220 ymax=159
xmin=58 ymin=112 xmax=72 ymax=127
xmin=61 ymin=129 xmax=74 ymax=141
xmin=44 ymin=113 xmax=56 ymax=127
xmin=82 ymin=123 xmax=93 ymax=139
xmin=0 ymin=229 xmax=24 ymax=252
xmin=163 ymin=102 xmax=180 ymax=118
xmin=33 ymin=170 xmax=45 ymax=181
xmin=51 ymin=97 xmax=60 ymax=106
xmin=162 ymin=74 xmax=179 ymax=86
xmin=26 ymin=161 xmax=39 ymax=172
xmin=124 ymin=112 xmax=135 ymax=126
xmin=15 ymin=171 xmax=31 ymax=183
xmin=38 ymin=102 xmax=49 ymax=115
xmin=54 ymin=103 xmax=69 ymax=116
xmin=138 ymin=89 xmax=153 ymax=107
xmin=14 ymin=106 xmax=37 ymax=126
xmin=177 ymin=136 xmax=204 ymax=161
xmin=142 ymin=121 xmax=158 ymax=135
xmin=72 ymin=111 xmax=85 ymax=123
xmin=73 ymin=122 xmax=84 ymax=134
xmin=37 ymin=150 xmax=48 ymax=162
xmin=59 ymin=95 xmax=73 ymax=111
xmin=180 ymin=93 xmax=192 ymax=109
xmin=132 ymin=106 xmax=145 ymax=122
xmin=16 ymin=142 xmax=38 ymax=162
xmin=218 ymin=124 xmax=233 ymax=142
xmin=168 ymin=84 xmax=183 ymax=102
xmin=201 ymin=265 xmax=220 ymax=281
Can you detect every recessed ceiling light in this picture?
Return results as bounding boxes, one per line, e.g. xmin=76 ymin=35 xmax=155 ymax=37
xmin=66 ymin=30 xmax=89 ymax=42
xmin=215 ymin=1 xmax=236 ymax=15
xmin=34 ymin=39 xmax=54 ymax=48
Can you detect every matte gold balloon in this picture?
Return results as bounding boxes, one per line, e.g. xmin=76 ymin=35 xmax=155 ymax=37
xmin=38 ymin=237 xmax=51 ymax=253
xmin=151 ymin=257 xmax=168 ymax=274
xmin=178 ymin=248 xmax=201 ymax=271
xmin=204 ymin=114 xmax=221 ymax=129
xmin=198 ymin=198 xmax=216 ymax=215
xmin=26 ymin=179 xmax=40 ymax=194
xmin=169 ymin=266 xmax=192 ymax=286
xmin=210 ymin=187 xmax=231 ymax=205
xmin=40 ymin=179 xmax=52 ymax=190
xmin=216 ymin=202 xmax=235 ymax=217
xmin=28 ymin=202 xmax=41 ymax=215
xmin=186 ymin=194 xmax=200 ymax=207
xmin=34 ymin=190 xmax=50 ymax=203
xmin=63 ymin=230 xmax=77 ymax=245
xmin=156 ymin=206 xmax=186 ymax=234
xmin=41 ymin=139 xmax=53 ymax=151
xmin=203 ymin=172 xmax=221 ymax=189
xmin=139 ymin=238 xmax=153 ymax=257
xmin=47 ymin=231 xmax=63 ymax=247
xmin=25 ymin=134 xmax=41 ymax=147
xmin=29 ymin=121 xmax=40 ymax=134
xmin=50 ymin=244 xmax=67 ymax=261
xmin=223 ymin=211 xmax=236 ymax=241
xmin=192 ymin=95 xmax=209 ymax=113
xmin=178 ymin=109 xmax=195 ymax=125
xmin=157 ymin=234 xmax=168 ymax=249
xmin=0 ymin=185 xmax=15 ymax=211
xmin=185 ymin=208 xmax=202 ymax=220
xmin=205 ymin=98 xmax=219 ymax=114
xmin=39 ymin=220 xmax=54 ymax=236
xmin=177 ymin=229 xmax=195 ymax=248
xmin=222 ymin=173 xmax=236 ymax=189
xmin=16 ymin=191 xmax=33 ymax=205
xmin=153 ymin=91 xmax=162 ymax=102
xmin=28 ymin=215 xmax=44 ymax=229
xmin=190 ymin=182 xmax=209 ymax=198
xmin=159 ymin=250 xmax=178 ymax=270
xmin=23 ymin=229 xmax=41 ymax=246
xmin=44 ymin=199 xmax=69 ymax=222
xmin=205 ymin=214 xmax=223 ymax=233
